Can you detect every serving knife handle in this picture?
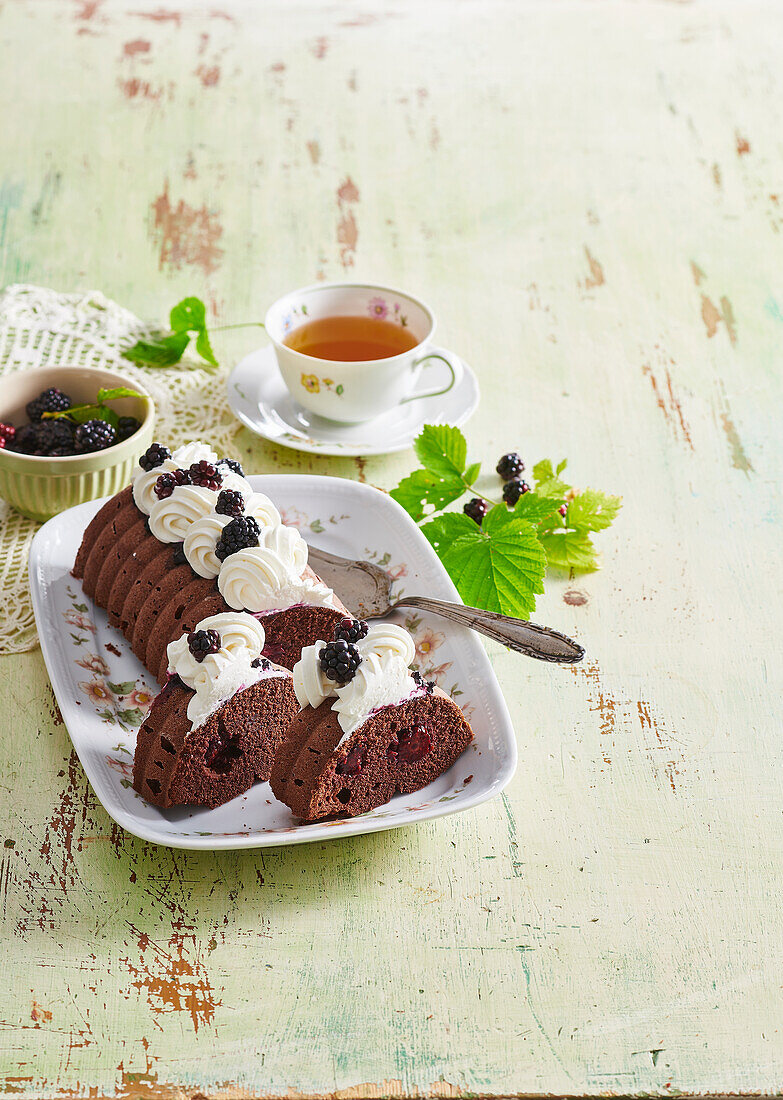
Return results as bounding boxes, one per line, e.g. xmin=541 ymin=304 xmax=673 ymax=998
xmin=392 ymin=595 xmax=584 ymax=664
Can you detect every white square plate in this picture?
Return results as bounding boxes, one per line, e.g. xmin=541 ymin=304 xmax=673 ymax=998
xmin=29 ymin=475 xmax=517 ymax=849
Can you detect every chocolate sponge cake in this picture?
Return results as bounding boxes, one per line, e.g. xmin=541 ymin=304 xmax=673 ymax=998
xmin=133 ymin=613 xmax=299 ymax=809
xmin=270 ymin=620 xmax=474 ymax=822
xmin=73 ymin=440 xmax=349 ymax=674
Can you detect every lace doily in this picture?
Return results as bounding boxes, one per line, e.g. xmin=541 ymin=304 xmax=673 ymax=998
xmin=0 ymin=284 xmax=242 ymax=654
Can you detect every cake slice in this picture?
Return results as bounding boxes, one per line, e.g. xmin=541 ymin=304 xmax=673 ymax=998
xmin=133 ymin=613 xmax=299 ymax=809
xmin=270 ymin=620 xmax=474 ymax=822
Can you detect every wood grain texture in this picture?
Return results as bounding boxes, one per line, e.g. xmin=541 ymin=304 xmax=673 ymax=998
xmin=1 ymin=0 xmax=782 ymax=1095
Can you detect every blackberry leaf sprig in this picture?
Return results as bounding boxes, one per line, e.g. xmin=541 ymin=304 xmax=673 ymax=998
xmin=390 ymin=425 xmax=621 ymax=618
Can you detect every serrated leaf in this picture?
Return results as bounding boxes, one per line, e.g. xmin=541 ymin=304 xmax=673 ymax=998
xmin=170 ymin=296 xmax=207 ymax=333
xmin=512 ymin=493 xmax=563 ymax=524
xmin=464 ymin=460 xmax=481 ymax=486
xmin=422 ymin=507 xmax=546 ymax=617
xmin=122 ymin=332 xmax=190 ymax=367
xmin=391 ymin=470 xmax=465 ymax=522
xmin=414 ymin=424 xmax=467 ymax=478
xmin=195 ymin=326 xmax=219 ymax=368
xmin=533 ymin=458 xmax=570 ymax=498
xmin=556 ymin=459 xmax=568 ymax=475
xmin=567 ymin=488 xmax=622 ymax=532
xmin=96 ymin=386 xmax=140 ymax=402
xmin=540 ymin=530 xmax=599 ymax=572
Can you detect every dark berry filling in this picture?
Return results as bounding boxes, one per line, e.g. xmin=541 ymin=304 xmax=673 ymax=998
xmin=387 ymin=723 xmax=432 ymax=764
xmin=204 ymin=730 xmax=242 ymax=773
xmin=336 ymin=742 xmax=366 ymax=776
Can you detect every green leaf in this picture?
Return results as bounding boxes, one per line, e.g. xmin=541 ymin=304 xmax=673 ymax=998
xmin=96 ymin=386 xmax=140 ymax=402
xmin=464 ymin=461 xmax=481 ymax=486
xmin=170 ymin=296 xmax=207 ymax=333
xmin=533 ymin=458 xmax=570 ymax=498
xmin=413 ymin=424 xmax=467 ymax=478
xmin=556 ymin=459 xmax=568 ymax=476
xmin=195 ymin=326 xmax=218 ymax=368
xmin=566 ymin=488 xmax=622 ymax=532
xmin=512 ymin=493 xmax=563 ymax=524
xmin=391 ymin=470 xmax=465 ymax=522
xmin=108 ymin=681 xmax=137 ymax=696
xmin=422 ymin=508 xmax=546 ymax=618
xmin=122 ymin=332 xmax=190 ymax=367
xmin=540 ymin=530 xmax=599 ymax=572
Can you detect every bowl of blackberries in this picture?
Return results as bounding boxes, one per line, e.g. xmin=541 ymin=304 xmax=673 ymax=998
xmin=0 ymin=366 xmax=153 ymax=521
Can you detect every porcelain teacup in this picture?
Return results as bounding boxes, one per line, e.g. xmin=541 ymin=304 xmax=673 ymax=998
xmin=264 ymin=282 xmax=461 ymax=423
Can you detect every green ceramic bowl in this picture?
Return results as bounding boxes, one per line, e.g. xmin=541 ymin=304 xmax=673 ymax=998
xmin=0 ymin=366 xmax=154 ymax=522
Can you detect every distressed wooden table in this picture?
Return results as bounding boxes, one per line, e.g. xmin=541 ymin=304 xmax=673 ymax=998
xmin=2 ymin=1 xmax=781 ymax=1096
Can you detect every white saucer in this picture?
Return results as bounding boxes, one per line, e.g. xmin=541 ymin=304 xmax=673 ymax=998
xmin=226 ymin=345 xmax=479 ymax=456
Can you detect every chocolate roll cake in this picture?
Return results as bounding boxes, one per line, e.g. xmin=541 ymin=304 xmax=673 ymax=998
xmin=270 ymin=620 xmax=474 ymax=822
xmin=73 ymin=440 xmax=348 ymax=675
xmin=133 ymin=613 xmax=299 ymax=809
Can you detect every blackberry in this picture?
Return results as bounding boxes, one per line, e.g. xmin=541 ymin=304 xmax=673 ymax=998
xmin=26 ymin=387 xmax=71 ymax=422
xmin=215 ymin=515 xmax=260 ymax=561
xmin=215 ymin=489 xmax=245 ymax=518
xmin=217 ymin=457 xmax=245 ymax=477
xmin=172 ymin=545 xmax=188 ymax=566
xmin=36 ymin=418 xmax=75 ymax=456
xmin=251 ymin=656 xmax=271 ymax=671
xmin=154 ymin=468 xmax=189 ymax=499
xmin=463 ymin=497 xmax=489 ymax=525
xmin=334 ymin=617 xmax=369 ymax=644
xmin=189 ymin=460 xmax=223 ymax=490
xmin=319 ymin=638 xmax=361 ymax=684
xmin=496 ymin=452 xmax=524 ymax=480
xmin=187 ymin=629 xmax=221 ymax=662
xmin=139 ymin=442 xmax=171 ymax=471
xmin=412 ymin=670 xmax=424 ymax=686
xmin=11 ymin=424 xmax=39 ymax=453
xmin=502 ymin=479 xmax=530 ymax=506
xmin=117 ymin=416 xmax=140 ymax=441
xmin=74 ymin=419 xmax=116 ymax=453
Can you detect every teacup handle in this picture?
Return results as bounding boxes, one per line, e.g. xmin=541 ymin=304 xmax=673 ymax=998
xmin=400 ymin=346 xmax=462 ymax=404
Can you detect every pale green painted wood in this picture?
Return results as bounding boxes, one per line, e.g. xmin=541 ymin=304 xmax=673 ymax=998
xmin=1 ymin=0 xmax=782 ymax=1095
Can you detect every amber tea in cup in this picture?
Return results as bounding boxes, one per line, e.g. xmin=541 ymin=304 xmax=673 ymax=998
xmin=283 ymin=315 xmax=419 ymax=362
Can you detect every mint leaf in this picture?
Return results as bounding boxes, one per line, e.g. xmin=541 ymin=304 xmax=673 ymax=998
xmin=96 ymin=386 xmax=140 ymax=402
xmin=414 ymin=424 xmax=467 ymax=478
xmin=195 ymin=326 xmax=218 ymax=368
xmin=513 ymin=493 xmax=563 ymax=524
xmin=464 ymin=461 xmax=481 ymax=486
xmin=421 ymin=507 xmax=546 ymax=617
xmin=566 ymin=488 xmax=622 ymax=532
xmin=170 ymin=296 xmax=207 ymax=333
xmin=390 ymin=470 xmax=465 ymax=522
xmin=540 ymin=530 xmax=599 ymax=572
xmin=123 ymin=332 xmax=190 ymax=367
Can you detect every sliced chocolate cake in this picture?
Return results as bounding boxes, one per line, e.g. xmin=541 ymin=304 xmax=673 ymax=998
xmin=73 ymin=440 xmax=349 ymax=674
xmin=133 ymin=613 xmax=299 ymax=809
xmin=270 ymin=620 xmax=474 ymax=822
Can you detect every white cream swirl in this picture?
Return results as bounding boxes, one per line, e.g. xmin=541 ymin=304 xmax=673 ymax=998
xmin=217 ymin=545 xmax=292 ymax=611
xmin=148 ymin=485 xmax=218 ymax=543
xmin=244 ymin=491 xmax=282 ymax=530
xmin=220 ymin=471 xmax=256 ymax=499
xmin=183 ymin=513 xmax=231 ymax=578
xmin=166 ymin=612 xmax=286 ymax=728
xmin=260 ymin=523 xmax=308 ymax=573
xmin=332 ymin=651 xmax=417 ymax=736
xmin=292 ymin=642 xmax=338 ymax=710
xmin=132 ymin=458 xmax=178 ymax=515
xmin=361 ymin=623 xmax=416 ymax=666
xmin=171 ymin=441 xmax=219 ymax=468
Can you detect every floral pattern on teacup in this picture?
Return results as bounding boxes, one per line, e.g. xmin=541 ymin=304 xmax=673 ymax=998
xmin=367 ymin=297 xmax=408 ymax=327
xmin=300 ymin=372 xmax=344 ymax=397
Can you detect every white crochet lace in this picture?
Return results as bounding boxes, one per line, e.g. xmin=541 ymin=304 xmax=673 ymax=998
xmin=0 ymin=284 xmax=242 ymax=654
